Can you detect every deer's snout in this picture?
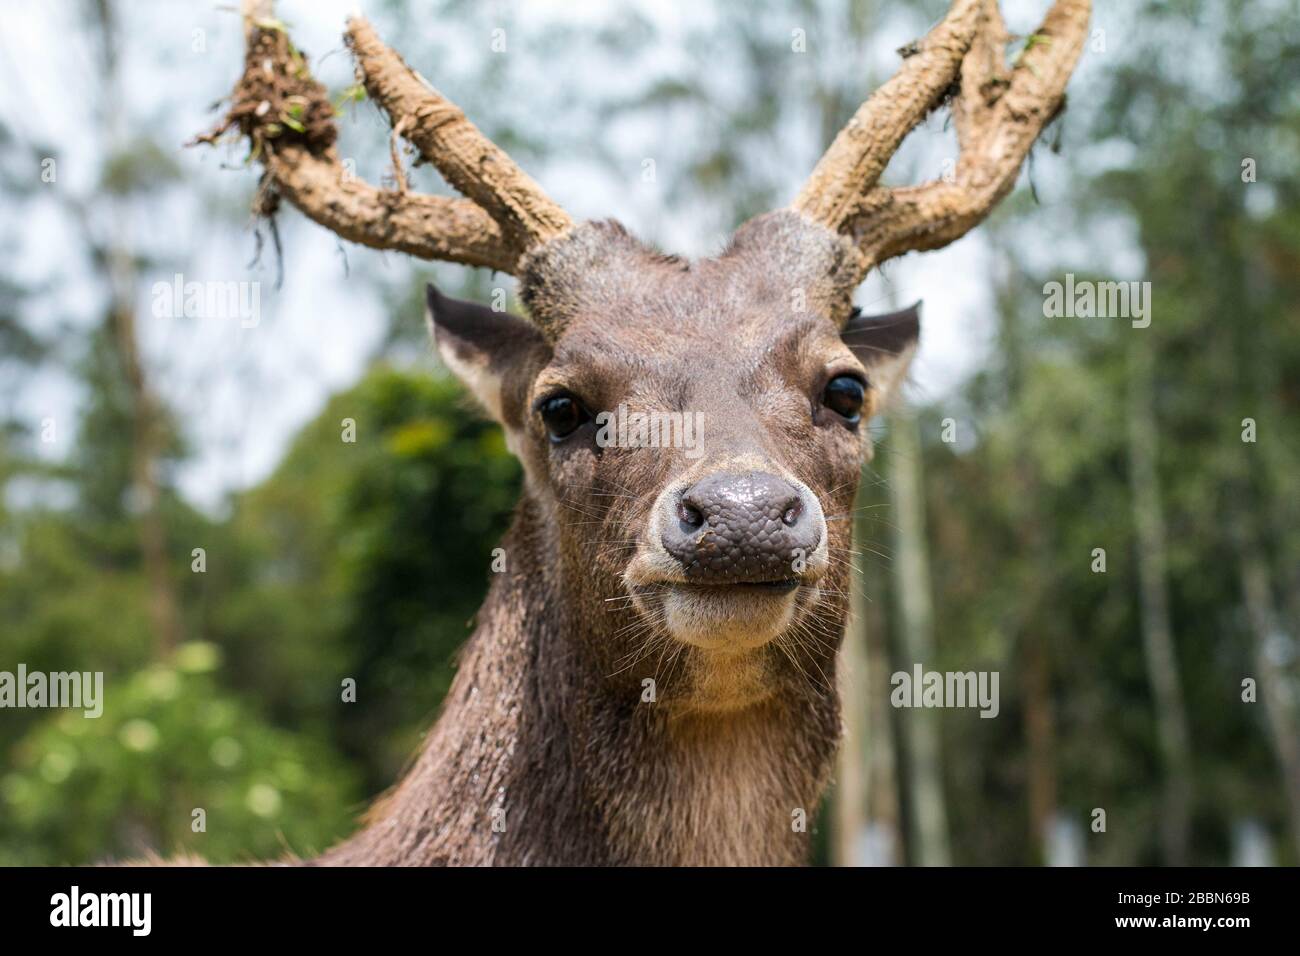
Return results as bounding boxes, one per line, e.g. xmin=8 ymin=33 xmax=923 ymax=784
xmin=660 ymin=471 xmax=823 ymax=583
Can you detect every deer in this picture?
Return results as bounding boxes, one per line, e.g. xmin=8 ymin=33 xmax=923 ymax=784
xmin=198 ymin=0 xmax=1089 ymax=865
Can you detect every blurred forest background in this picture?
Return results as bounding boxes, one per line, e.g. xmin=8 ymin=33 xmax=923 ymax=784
xmin=0 ymin=0 xmax=1297 ymax=865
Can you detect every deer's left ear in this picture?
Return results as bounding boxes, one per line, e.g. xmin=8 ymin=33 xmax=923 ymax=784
xmin=426 ymin=283 xmax=550 ymax=431
xmin=841 ymin=301 xmax=920 ymax=410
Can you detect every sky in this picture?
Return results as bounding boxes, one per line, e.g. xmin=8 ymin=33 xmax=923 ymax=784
xmin=0 ymin=0 xmax=1131 ymax=514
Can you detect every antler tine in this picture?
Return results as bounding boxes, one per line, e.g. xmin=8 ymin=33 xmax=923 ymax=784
xmin=266 ymin=145 xmax=516 ymax=272
xmin=790 ymin=0 xmax=1090 ymax=286
xmin=792 ymin=0 xmax=985 ymax=229
xmin=859 ymin=0 xmax=1091 ymax=269
xmin=195 ymin=0 xmax=558 ymax=275
xmin=951 ymin=0 xmax=1011 ymax=154
xmin=345 ymin=17 xmax=573 ymax=255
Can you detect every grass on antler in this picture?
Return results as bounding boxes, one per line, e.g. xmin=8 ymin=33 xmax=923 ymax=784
xmin=192 ymin=24 xmax=337 ymax=162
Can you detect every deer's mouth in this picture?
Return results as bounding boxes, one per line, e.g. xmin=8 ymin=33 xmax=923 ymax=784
xmin=728 ymin=579 xmax=801 ymax=594
xmin=631 ymin=579 xmax=809 ymax=651
xmin=621 ymin=467 xmax=832 ymax=650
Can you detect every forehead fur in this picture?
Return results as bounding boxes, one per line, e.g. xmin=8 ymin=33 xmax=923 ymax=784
xmin=517 ymin=210 xmax=865 ymax=339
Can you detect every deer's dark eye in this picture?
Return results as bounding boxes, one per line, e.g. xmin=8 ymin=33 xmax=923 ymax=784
xmin=538 ymin=393 xmax=589 ymax=441
xmin=822 ymin=374 xmax=866 ymax=424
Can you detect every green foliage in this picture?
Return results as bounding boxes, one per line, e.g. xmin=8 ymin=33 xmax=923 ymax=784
xmin=0 ymin=360 xmax=518 ymax=862
xmin=904 ymin=0 xmax=1300 ymax=865
xmin=218 ymin=367 xmax=520 ymax=787
xmin=0 ymin=642 xmax=359 ymax=865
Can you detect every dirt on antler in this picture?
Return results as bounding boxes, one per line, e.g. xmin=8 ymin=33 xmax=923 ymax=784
xmin=192 ymin=9 xmax=520 ymax=274
xmin=195 ymin=22 xmax=336 ymax=160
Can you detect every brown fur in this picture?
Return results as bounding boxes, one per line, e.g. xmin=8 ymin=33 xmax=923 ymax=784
xmin=319 ymin=213 xmax=914 ymax=866
xmin=190 ymin=0 xmax=1088 ymax=868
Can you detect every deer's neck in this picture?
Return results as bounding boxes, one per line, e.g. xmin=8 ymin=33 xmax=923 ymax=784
xmin=321 ymin=498 xmax=840 ymax=866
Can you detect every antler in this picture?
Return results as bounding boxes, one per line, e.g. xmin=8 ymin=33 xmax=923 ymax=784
xmin=196 ymin=0 xmax=571 ymax=275
xmin=791 ymin=0 xmax=1091 ymax=282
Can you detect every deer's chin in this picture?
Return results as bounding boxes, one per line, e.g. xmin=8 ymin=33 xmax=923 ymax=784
xmin=657 ymin=583 xmax=801 ymax=651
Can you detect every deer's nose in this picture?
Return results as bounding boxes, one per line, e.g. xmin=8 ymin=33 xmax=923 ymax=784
xmin=661 ymin=471 xmax=821 ymax=583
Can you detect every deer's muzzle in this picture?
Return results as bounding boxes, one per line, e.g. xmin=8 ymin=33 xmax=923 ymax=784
xmin=660 ymin=471 xmax=823 ymax=584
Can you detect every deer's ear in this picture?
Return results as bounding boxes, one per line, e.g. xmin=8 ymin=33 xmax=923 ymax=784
xmin=426 ymin=283 xmax=549 ymax=428
xmin=841 ymin=301 xmax=920 ymax=410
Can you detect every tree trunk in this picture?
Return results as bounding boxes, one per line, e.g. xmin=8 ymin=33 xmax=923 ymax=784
xmin=833 ymin=567 xmax=871 ymax=866
xmin=888 ymin=407 xmax=950 ymax=866
xmin=110 ymin=287 xmax=181 ymax=657
xmin=1023 ymin=629 xmax=1058 ymax=860
xmin=835 ymin=466 xmax=903 ymax=866
xmin=95 ymin=0 xmax=182 ymax=657
xmin=1234 ymin=522 xmax=1300 ymax=861
xmin=992 ymin=239 xmax=1059 ymax=862
xmin=864 ymin=572 xmax=902 ymax=864
xmin=1126 ymin=338 xmax=1193 ymax=864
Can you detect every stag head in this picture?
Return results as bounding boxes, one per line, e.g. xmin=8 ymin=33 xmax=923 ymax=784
xmin=207 ymin=0 xmax=1090 ymax=710
xmin=428 ymin=212 xmax=919 ymax=708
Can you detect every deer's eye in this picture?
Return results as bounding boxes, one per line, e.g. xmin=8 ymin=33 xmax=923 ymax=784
xmin=538 ymin=393 xmax=589 ymax=441
xmin=822 ymin=374 xmax=866 ymax=424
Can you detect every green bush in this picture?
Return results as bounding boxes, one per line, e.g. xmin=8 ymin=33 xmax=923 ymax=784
xmin=0 ymin=642 xmax=361 ymax=865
